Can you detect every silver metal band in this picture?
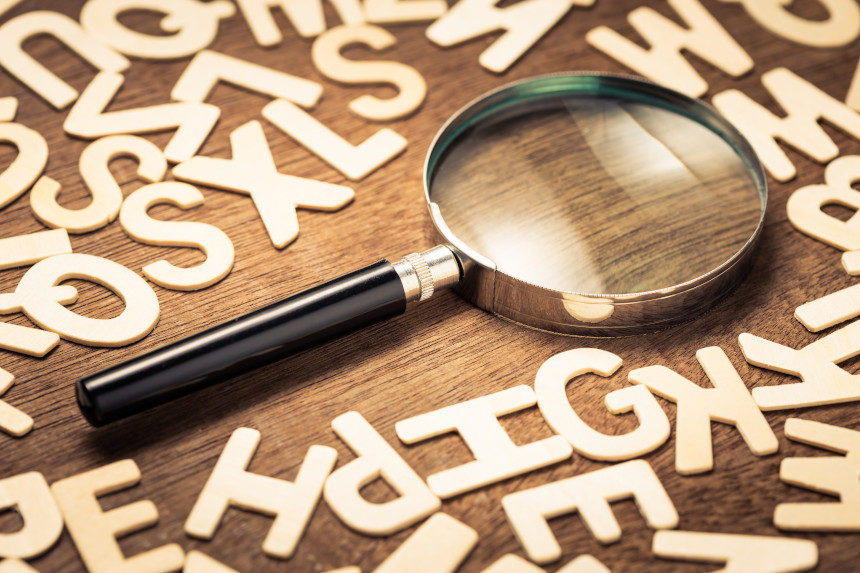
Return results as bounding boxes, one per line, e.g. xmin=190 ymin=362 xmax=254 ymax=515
xmin=394 ymin=245 xmax=461 ymax=303
xmin=402 ymin=253 xmax=434 ymax=301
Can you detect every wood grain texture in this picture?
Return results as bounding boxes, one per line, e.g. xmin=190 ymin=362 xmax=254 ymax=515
xmin=0 ymin=1 xmax=858 ymax=571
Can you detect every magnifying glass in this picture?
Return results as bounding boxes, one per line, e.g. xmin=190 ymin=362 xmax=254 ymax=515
xmin=77 ymin=73 xmax=767 ymax=426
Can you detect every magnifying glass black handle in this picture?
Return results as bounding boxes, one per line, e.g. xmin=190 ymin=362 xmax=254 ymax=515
xmin=76 ymin=247 xmax=461 ymax=426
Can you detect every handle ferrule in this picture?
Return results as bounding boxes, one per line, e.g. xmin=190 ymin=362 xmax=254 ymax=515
xmin=393 ymin=245 xmax=461 ymax=303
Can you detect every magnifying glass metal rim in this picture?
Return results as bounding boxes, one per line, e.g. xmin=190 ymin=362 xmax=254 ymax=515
xmin=422 ymin=71 xmax=768 ymax=335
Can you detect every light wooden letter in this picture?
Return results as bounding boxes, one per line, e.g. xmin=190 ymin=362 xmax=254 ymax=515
xmin=374 ymin=513 xmax=478 ymax=573
xmin=64 ymin=72 xmax=220 ymax=163
xmin=365 ymin=0 xmax=447 ymax=23
xmin=172 ymin=49 xmax=321 ymax=108
xmin=235 ymin=0 xmax=365 ymax=45
xmin=482 ymin=553 xmax=610 ymax=572
xmin=324 ymin=411 xmax=441 ymax=535
xmin=396 ymin=385 xmax=573 ymax=498
xmin=795 ymin=282 xmax=860 ymax=333
xmin=0 ymin=472 xmax=62 ymax=559
xmin=0 ymin=97 xmax=18 ymax=122
xmin=183 ymin=551 xmax=237 ymax=573
xmin=0 ymin=229 xmax=71 ymax=271
xmin=535 ymin=348 xmax=670 ymax=461
xmin=586 ymin=0 xmax=752 ymax=97
xmin=629 ymin=346 xmax=778 ymax=474
xmin=51 ymin=460 xmax=184 ymax=573
xmin=80 ymin=0 xmax=235 ymax=60
xmin=739 ymin=320 xmax=860 ymax=410
xmin=0 ymin=253 xmax=160 ymax=347
xmin=848 ymin=60 xmax=860 ymax=113
xmin=119 ymin=182 xmax=235 ymax=291
xmin=0 ymin=370 xmax=32 ymax=438
xmin=787 ymin=155 xmax=860 ymax=252
xmin=0 ymin=11 xmax=129 ymax=109
xmin=843 ymin=250 xmax=860 ymax=274
xmin=0 ymin=560 xmax=38 ymax=573
xmin=185 ymin=427 xmax=337 ymax=559
xmin=426 ymin=0 xmax=596 ymax=74
xmin=653 ymin=530 xmax=818 ymax=572
xmin=775 ymin=418 xmax=860 ymax=531
xmin=0 ymin=231 xmax=73 ymax=359
xmin=30 ymin=135 xmax=167 ymax=234
xmin=719 ymin=0 xmax=859 ymax=48
xmin=502 ymin=460 xmax=678 ymax=564
xmin=172 ymin=120 xmax=354 ymax=249
xmin=0 ymin=122 xmax=48 ymax=209
xmin=262 ymin=99 xmax=406 ymax=181
xmin=312 ymin=24 xmax=426 ymax=121
xmin=712 ymin=68 xmax=860 ymax=182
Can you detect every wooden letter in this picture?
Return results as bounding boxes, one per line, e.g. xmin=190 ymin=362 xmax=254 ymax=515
xmin=0 ymin=472 xmax=62 ymax=559
xmin=787 ymin=155 xmax=860 ymax=251
xmin=119 ymin=182 xmax=235 ymax=291
xmin=483 ymin=554 xmax=610 ymax=572
xmin=0 ymin=560 xmax=37 ymax=573
xmin=426 ymin=0 xmax=595 ymax=74
xmin=365 ymin=0 xmax=447 ymax=23
xmin=795 ymin=283 xmax=860 ymax=332
xmin=183 ymin=552 xmax=237 ymax=573
xmin=0 ymin=370 xmax=32 ymax=438
xmin=312 ymin=24 xmax=426 ymax=121
xmin=535 ymin=348 xmax=670 ymax=461
xmin=0 ymin=227 xmax=72 ymax=358
xmin=0 ymin=253 xmax=160 ymax=347
xmin=262 ymin=99 xmax=406 ymax=181
xmin=586 ymin=0 xmax=752 ymax=97
xmin=0 ymin=285 xmax=75 ymax=359
xmin=374 ymin=513 xmax=478 ymax=573
xmin=172 ymin=50 xmax=321 ymax=108
xmin=0 ymin=229 xmax=71 ymax=270
xmin=0 ymin=11 xmax=129 ymax=109
xmin=0 ymin=230 xmax=73 ymax=359
xmin=719 ymin=0 xmax=859 ymax=48
xmin=0 ymin=319 xmax=61 ymax=359
xmin=173 ymin=120 xmax=354 ymax=248
xmin=235 ymin=0 xmax=364 ymax=45
xmin=324 ymin=411 xmax=441 ymax=535
xmin=629 ymin=347 xmax=778 ymax=474
xmin=653 ymin=530 xmax=818 ymax=572
xmin=712 ymin=68 xmax=860 ymax=182
xmin=51 ymin=460 xmax=184 ymax=573
xmin=80 ymin=0 xmax=235 ymax=59
xmin=848 ymin=60 xmax=860 ymax=113
xmin=502 ymin=460 xmax=678 ymax=564
xmin=30 ymin=135 xmax=167 ymax=234
xmin=843 ymin=250 xmax=860 ymax=274
xmin=0 ymin=122 xmax=48 ymax=209
xmin=396 ymin=386 xmax=572 ymax=498
xmin=739 ymin=321 xmax=860 ymax=410
xmin=64 ymin=72 xmax=220 ymax=163
xmin=0 ymin=97 xmax=17 ymax=122
xmin=775 ymin=418 xmax=860 ymax=531
xmin=185 ymin=427 xmax=337 ymax=559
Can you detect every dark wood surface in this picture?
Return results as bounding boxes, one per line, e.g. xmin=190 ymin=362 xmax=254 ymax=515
xmin=1 ymin=1 xmax=858 ymax=571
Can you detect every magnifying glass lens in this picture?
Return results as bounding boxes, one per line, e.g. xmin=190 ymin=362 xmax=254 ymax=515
xmin=429 ymin=91 xmax=762 ymax=295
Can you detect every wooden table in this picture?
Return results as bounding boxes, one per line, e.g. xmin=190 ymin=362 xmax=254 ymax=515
xmin=1 ymin=1 xmax=858 ymax=571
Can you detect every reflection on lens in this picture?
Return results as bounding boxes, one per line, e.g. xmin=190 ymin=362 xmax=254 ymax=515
xmin=429 ymin=92 xmax=763 ymax=295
